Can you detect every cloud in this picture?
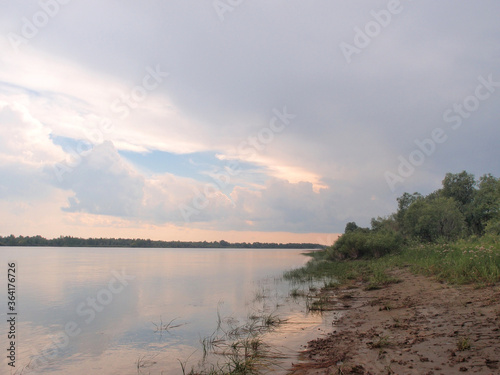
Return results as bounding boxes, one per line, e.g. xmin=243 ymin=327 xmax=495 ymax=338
xmin=42 ymin=141 xmax=341 ymax=231
xmin=55 ymin=141 xmax=144 ymax=218
xmin=0 ymin=99 xmax=65 ymax=165
xmin=0 ymin=0 xmax=499 ymax=237
xmin=0 ymin=99 xmax=66 ymax=202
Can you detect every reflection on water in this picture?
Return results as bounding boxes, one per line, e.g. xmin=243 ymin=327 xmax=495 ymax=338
xmin=0 ymin=247 xmax=327 ymax=374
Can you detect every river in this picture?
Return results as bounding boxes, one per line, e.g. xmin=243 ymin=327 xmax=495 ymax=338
xmin=0 ymin=247 xmax=331 ymax=374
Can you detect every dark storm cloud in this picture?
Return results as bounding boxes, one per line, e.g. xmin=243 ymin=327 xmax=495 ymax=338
xmin=1 ymin=0 xmax=499 ymax=231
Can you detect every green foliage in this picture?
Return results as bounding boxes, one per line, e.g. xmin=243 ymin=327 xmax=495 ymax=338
xmin=371 ymin=214 xmax=398 ymax=232
xmin=283 ymin=258 xmax=362 ymax=284
xmin=327 ymin=229 xmax=402 ymax=260
xmin=485 ymin=218 xmax=500 ymax=236
xmin=284 ymin=254 xmax=401 ymax=290
xmin=457 ymin=336 xmax=471 ymax=351
xmin=438 ymin=171 xmax=500 ymax=236
xmin=397 ymin=236 xmax=500 ymax=284
xmin=365 ymin=262 xmax=401 ymax=290
xmin=0 ymin=235 xmax=324 ymax=249
xmin=401 ymin=196 xmax=465 ymax=242
xmin=441 ymin=171 xmax=476 ymax=207
xmin=396 ymin=172 xmax=500 ymax=239
xmin=396 ymin=192 xmax=422 ymax=223
xmin=287 ymin=236 xmax=500 ymax=287
xmin=344 ymin=221 xmax=359 ymax=233
xmin=287 ymin=170 xmax=500 ymax=287
xmin=468 ymin=174 xmax=500 ymax=235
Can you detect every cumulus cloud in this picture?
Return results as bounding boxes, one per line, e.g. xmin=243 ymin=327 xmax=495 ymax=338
xmin=0 ymin=99 xmax=65 ymax=165
xmin=40 ymin=141 xmax=342 ymax=232
xmin=0 ymin=99 xmax=66 ymax=201
xmin=55 ymin=141 xmax=144 ymax=217
xmin=0 ymin=0 xmax=499 ymax=236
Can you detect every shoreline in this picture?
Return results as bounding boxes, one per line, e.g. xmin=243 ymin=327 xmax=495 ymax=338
xmin=287 ymin=268 xmax=500 ymax=374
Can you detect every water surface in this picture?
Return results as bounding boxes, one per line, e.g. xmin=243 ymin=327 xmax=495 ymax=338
xmin=0 ymin=247 xmax=327 ymax=374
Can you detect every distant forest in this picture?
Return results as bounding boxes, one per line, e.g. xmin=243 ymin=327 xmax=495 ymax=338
xmin=0 ymin=235 xmax=324 ymax=249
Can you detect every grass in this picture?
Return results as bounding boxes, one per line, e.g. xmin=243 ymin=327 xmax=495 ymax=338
xmin=365 ymin=264 xmax=401 ymax=290
xmin=306 ymin=295 xmax=333 ymax=312
xmin=284 ymin=257 xmax=400 ymax=290
xmin=201 ymin=333 xmax=225 ymax=358
xmin=186 ymin=336 xmax=270 ymax=375
xmin=456 ymin=336 xmax=471 ymax=351
xmin=369 ymin=335 xmax=392 ymax=349
xmin=323 ymin=279 xmax=340 ymax=289
xmin=289 ymin=288 xmax=306 ymax=298
xmin=395 ymin=236 xmax=500 ymax=285
xmin=186 ymin=307 xmax=286 ymax=375
xmin=391 ymin=317 xmax=403 ymax=328
xmin=183 ymin=236 xmax=500 ymax=375
xmin=283 ymin=258 xmax=364 ymax=285
xmin=253 ymin=287 xmax=268 ymax=302
xmin=151 ymin=316 xmax=184 ymax=332
xmin=284 ymin=235 xmax=500 ymax=287
xmin=261 ymin=312 xmax=282 ymax=327
xmin=136 ymin=354 xmax=158 ymax=372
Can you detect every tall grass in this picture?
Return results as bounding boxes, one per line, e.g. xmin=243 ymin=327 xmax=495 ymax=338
xmin=284 ymin=256 xmax=400 ymax=290
xmin=395 ymin=236 xmax=500 ymax=285
xmin=283 ymin=258 xmax=357 ymax=284
xmin=185 ymin=306 xmax=286 ymax=375
xmin=285 ymin=235 xmax=500 ymax=287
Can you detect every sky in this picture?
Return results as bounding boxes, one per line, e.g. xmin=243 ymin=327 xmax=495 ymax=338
xmin=0 ymin=0 xmax=499 ymax=245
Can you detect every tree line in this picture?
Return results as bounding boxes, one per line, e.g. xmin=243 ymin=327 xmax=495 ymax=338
xmin=0 ymin=235 xmax=324 ymax=249
xmin=329 ymin=171 xmax=500 ymax=259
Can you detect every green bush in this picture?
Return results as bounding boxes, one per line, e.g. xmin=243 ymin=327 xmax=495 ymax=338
xmin=401 ymin=196 xmax=465 ymax=242
xmin=326 ymin=229 xmax=402 ymax=260
xmin=399 ymin=237 xmax=500 ymax=284
xmin=485 ymin=218 xmax=500 ymax=236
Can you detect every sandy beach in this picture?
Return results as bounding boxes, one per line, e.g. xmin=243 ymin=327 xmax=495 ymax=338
xmin=288 ymin=268 xmax=500 ymax=375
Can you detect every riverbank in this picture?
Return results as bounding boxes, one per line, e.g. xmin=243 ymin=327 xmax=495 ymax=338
xmin=288 ymin=268 xmax=500 ymax=374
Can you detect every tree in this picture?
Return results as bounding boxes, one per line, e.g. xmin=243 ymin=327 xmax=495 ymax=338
xmin=469 ymin=174 xmax=500 ymax=234
xmin=485 ymin=218 xmax=500 ymax=236
xmin=440 ymin=171 xmax=479 ymax=234
xmin=327 ymin=229 xmax=402 ymax=260
xmin=344 ymin=222 xmax=359 ymax=233
xmin=371 ymin=214 xmax=398 ymax=232
xmin=396 ymin=192 xmax=422 ymax=224
xmin=402 ymin=196 xmax=465 ymax=242
xmin=441 ymin=171 xmax=476 ymax=207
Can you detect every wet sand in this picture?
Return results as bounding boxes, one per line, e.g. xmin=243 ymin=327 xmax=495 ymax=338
xmin=288 ymin=268 xmax=500 ymax=374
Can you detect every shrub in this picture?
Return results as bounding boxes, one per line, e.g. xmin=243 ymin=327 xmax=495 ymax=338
xmin=327 ymin=229 xmax=402 ymax=260
xmin=485 ymin=218 xmax=500 ymax=236
xmin=402 ymin=197 xmax=465 ymax=242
